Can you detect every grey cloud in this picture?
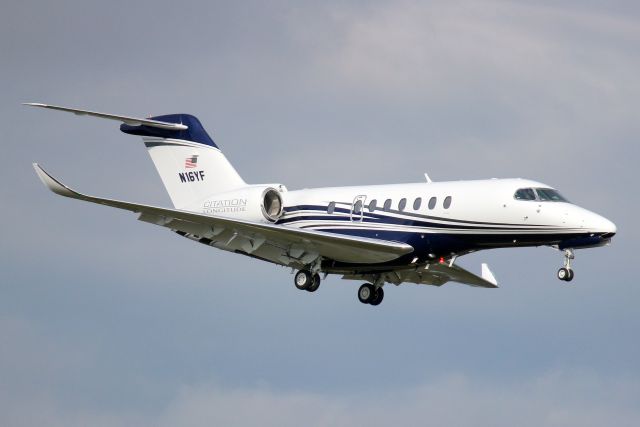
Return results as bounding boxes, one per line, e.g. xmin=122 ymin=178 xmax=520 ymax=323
xmin=1 ymin=1 xmax=638 ymax=425
xmin=2 ymin=372 xmax=639 ymax=427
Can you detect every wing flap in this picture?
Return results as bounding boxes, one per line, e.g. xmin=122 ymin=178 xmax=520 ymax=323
xmin=24 ymin=103 xmax=188 ymax=130
xmin=33 ymin=164 xmax=413 ymax=264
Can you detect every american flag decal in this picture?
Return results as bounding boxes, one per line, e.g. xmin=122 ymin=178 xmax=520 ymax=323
xmin=185 ymin=155 xmax=198 ymax=168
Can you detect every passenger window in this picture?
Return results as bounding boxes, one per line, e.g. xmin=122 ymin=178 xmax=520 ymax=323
xmin=398 ymin=198 xmax=407 ymax=211
xmin=353 ymin=200 xmax=362 ymax=214
xmin=443 ymin=196 xmax=452 ymax=209
xmin=514 ymin=188 xmax=536 ymax=201
xmin=368 ymin=199 xmax=377 ymax=212
xmin=383 ymin=199 xmax=392 ymax=211
xmin=428 ymin=197 xmax=437 ymax=210
xmin=413 ymin=197 xmax=422 ymax=210
xmin=327 ymin=202 xmax=335 ymax=214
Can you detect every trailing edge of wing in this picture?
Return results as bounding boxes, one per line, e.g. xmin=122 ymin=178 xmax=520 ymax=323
xmin=23 ymin=103 xmax=188 ymax=130
xmin=32 ymin=164 xmax=414 ymax=264
xmin=344 ymin=261 xmax=499 ymax=288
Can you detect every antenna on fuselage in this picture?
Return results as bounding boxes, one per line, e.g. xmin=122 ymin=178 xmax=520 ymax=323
xmin=424 ymin=173 xmax=433 ymax=183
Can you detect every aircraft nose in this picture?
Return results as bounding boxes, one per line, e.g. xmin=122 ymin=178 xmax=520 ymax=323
xmin=602 ymin=217 xmax=617 ymax=236
xmin=589 ymin=213 xmax=617 ymax=236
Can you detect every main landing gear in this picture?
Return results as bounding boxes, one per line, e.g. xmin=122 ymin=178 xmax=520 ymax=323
xmin=294 ymin=269 xmax=321 ymax=292
xmin=358 ymin=283 xmax=384 ymax=306
xmin=557 ymin=248 xmax=575 ymax=282
xmin=293 ymin=269 xmax=385 ymax=306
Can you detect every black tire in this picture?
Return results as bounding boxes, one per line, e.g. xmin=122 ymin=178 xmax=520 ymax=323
xmin=294 ymin=270 xmax=312 ymax=290
xmin=566 ymin=269 xmax=574 ymax=282
xmin=369 ymin=287 xmax=384 ymax=306
xmin=307 ymin=273 xmax=321 ymax=292
xmin=557 ymin=268 xmax=569 ymax=281
xmin=358 ymin=283 xmax=375 ymax=304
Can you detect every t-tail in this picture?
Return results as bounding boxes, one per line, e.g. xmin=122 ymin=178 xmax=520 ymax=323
xmin=24 ymin=103 xmax=246 ymax=209
xmin=120 ymin=114 xmax=245 ymax=209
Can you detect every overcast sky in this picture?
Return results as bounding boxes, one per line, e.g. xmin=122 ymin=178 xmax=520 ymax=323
xmin=1 ymin=1 xmax=639 ymax=425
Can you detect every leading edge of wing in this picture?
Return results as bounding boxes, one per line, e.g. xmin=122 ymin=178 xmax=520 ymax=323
xmin=33 ymin=164 xmax=414 ymax=263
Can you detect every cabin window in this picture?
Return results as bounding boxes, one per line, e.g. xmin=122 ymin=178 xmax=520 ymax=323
xmin=443 ymin=196 xmax=452 ymax=209
xmin=428 ymin=197 xmax=437 ymax=210
xmin=368 ymin=199 xmax=377 ymax=212
xmin=353 ymin=200 xmax=363 ymax=214
xmin=327 ymin=201 xmax=335 ymax=214
xmin=398 ymin=198 xmax=407 ymax=211
xmin=514 ymin=188 xmax=536 ymax=201
xmin=413 ymin=197 xmax=422 ymax=210
xmin=383 ymin=199 xmax=392 ymax=211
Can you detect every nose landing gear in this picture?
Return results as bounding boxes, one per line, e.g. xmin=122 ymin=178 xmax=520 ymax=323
xmin=557 ymin=249 xmax=575 ymax=282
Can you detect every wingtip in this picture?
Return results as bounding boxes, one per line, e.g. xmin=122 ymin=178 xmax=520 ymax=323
xmin=481 ymin=263 xmax=499 ymax=287
xmin=32 ymin=163 xmax=77 ymax=198
xmin=23 ymin=102 xmax=47 ymax=107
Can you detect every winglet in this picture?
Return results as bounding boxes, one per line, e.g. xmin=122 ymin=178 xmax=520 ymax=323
xmin=481 ymin=263 xmax=498 ymax=286
xmin=33 ymin=163 xmax=80 ymax=198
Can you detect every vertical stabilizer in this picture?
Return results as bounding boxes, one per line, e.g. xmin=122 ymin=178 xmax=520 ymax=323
xmin=121 ymin=114 xmax=245 ymax=209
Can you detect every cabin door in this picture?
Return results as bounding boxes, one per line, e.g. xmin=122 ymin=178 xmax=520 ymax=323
xmin=350 ymin=195 xmax=367 ymax=222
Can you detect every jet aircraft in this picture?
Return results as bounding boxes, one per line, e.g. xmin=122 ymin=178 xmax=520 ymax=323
xmin=28 ymin=103 xmax=617 ymax=306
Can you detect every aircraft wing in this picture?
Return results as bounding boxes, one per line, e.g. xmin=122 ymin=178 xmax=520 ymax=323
xmin=342 ymin=261 xmax=499 ymax=288
xmin=33 ymin=164 xmax=413 ymax=265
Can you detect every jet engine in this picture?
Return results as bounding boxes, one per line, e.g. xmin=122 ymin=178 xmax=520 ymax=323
xmin=200 ymin=184 xmax=287 ymax=223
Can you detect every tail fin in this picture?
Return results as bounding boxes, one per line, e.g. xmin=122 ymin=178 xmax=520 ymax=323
xmin=25 ymin=103 xmax=246 ymax=209
xmin=121 ymin=114 xmax=245 ymax=209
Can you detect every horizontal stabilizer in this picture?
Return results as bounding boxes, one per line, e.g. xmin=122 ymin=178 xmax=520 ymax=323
xmin=23 ymin=103 xmax=188 ymax=130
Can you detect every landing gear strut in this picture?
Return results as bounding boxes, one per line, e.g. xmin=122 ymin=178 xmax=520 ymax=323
xmin=294 ymin=270 xmax=321 ymax=292
xmin=557 ymin=249 xmax=575 ymax=282
xmin=358 ymin=283 xmax=384 ymax=305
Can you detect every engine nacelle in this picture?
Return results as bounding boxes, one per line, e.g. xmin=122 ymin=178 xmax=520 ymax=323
xmin=197 ymin=184 xmax=287 ymax=223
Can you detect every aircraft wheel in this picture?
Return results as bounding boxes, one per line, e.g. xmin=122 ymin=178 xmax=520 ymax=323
xmin=369 ymin=287 xmax=384 ymax=306
xmin=294 ymin=270 xmax=312 ymax=290
xmin=307 ymin=273 xmax=321 ymax=292
xmin=557 ymin=268 xmax=570 ymax=281
xmin=566 ymin=269 xmax=574 ymax=282
xmin=358 ymin=283 xmax=375 ymax=304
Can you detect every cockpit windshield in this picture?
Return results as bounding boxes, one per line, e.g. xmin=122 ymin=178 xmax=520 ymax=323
xmin=535 ymin=188 xmax=568 ymax=202
xmin=514 ymin=188 xmax=536 ymax=200
xmin=513 ymin=187 xmax=569 ymax=202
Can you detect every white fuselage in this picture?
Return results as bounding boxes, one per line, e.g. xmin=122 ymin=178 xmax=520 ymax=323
xmin=190 ymin=177 xmax=616 ymax=268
